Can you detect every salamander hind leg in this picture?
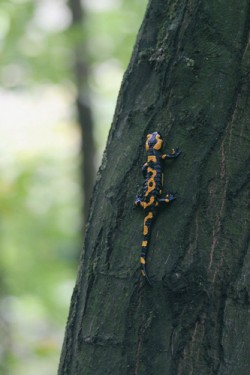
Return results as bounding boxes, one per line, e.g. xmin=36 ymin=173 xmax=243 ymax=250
xmin=159 ymin=192 xmax=176 ymax=205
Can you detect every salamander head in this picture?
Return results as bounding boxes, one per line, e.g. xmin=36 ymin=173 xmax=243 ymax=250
xmin=146 ymin=131 xmax=163 ymax=151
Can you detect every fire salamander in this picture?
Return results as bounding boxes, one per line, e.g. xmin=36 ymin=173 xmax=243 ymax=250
xmin=134 ymin=131 xmax=181 ymax=285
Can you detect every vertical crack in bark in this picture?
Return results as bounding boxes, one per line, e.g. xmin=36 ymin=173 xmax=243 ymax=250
xmin=134 ymin=339 xmax=143 ymax=375
xmin=208 ymin=139 xmax=228 ymax=275
xmin=177 ymin=318 xmax=206 ymax=375
xmin=134 ymin=289 xmax=144 ymax=375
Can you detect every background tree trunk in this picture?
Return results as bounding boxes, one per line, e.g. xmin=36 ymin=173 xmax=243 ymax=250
xmin=59 ymin=1 xmax=250 ymax=374
xmin=69 ymin=0 xmax=96 ymax=226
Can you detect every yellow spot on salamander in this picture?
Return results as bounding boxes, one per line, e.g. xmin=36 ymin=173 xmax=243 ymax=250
xmin=153 ymin=134 xmax=163 ymax=150
xmin=142 ymin=241 xmax=148 ymax=247
xmin=148 ymin=155 xmax=157 ymax=163
xmin=142 ymin=196 xmax=155 ymax=208
xmin=141 ymin=270 xmax=146 ymax=276
xmin=143 ymin=212 xmax=153 ymax=234
xmin=140 ymin=257 xmax=146 ymax=264
xmin=145 ymin=167 xmax=157 ymax=196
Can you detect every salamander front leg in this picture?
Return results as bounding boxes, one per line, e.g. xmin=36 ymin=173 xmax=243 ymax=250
xmin=134 ymin=194 xmax=143 ymax=207
xmin=159 ymin=193 xmax=176 ymax=205
xmin=162 ymin=147 xmax=181 ymax=160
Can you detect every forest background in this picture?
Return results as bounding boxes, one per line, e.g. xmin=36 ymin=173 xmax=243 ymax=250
xmin=0 ymin=0 xmax=147 ymax=374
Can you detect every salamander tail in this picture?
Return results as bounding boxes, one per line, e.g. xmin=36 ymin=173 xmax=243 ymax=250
xmin=140 ymin=211 xmax=154 ymax=286
xmin=140 ymin=254 xmax=152 ymax=286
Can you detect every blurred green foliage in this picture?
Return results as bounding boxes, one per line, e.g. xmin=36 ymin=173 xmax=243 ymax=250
xmin=0 ymin=0 xmax=147 ymax=374
xmin=0 ymin=0 xmax=147 ymax=86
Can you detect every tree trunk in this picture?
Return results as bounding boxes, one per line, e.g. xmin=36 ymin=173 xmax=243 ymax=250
xmin=59 ymin=1 xmax=250 ymax=374
xmin=69 ymin=0 xmax=96 ymax=226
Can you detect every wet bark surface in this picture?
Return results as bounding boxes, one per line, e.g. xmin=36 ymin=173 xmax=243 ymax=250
xmin=58 ymin=1 xmax=250 ymax=374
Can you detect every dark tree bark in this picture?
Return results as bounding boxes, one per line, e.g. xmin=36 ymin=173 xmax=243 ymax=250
xmin=69 ymin=0 xmax=96 ymax=225
xmin=59 ymin=1 xmax=250 ymax=374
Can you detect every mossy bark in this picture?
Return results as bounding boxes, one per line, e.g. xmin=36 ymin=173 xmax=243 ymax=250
xmin=58 ymin=1 xmax=250 ymax=374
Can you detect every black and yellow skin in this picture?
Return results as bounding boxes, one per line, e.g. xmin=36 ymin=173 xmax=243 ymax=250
xmin=135 ymin=131 xmax=181 ymax=285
